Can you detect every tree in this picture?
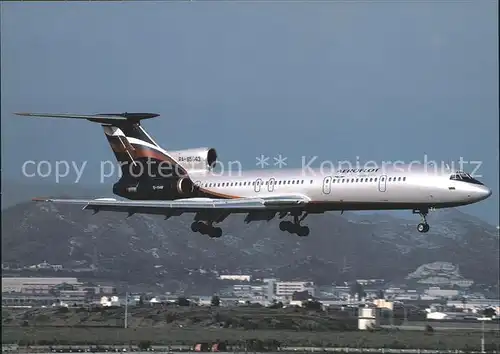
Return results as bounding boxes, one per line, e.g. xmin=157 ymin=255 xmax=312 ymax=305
xmin=349 ymin=282 xmax=366 ymax=299
xmin=138 ymin=341 xmax=151 ymax=350
xmin=211 ymin=295 xmax=220 ymax=307
xmin=303 ymin=300 xmax=322 ymax=311
xmin=292 ymin=290 xmax=310 ymax=301
xmin=482 ymin=307 xmax=496 ymax=318
xmin=177 ymin=297 xmax=190 ymax=306
xmin=268 ymin=301 xmax=283 ymax=309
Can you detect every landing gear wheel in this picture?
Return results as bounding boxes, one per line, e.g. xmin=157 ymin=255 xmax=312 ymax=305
xmin=417 ymin=223 xmax=430 ymax=233
xmin=191 ymin=221 xmax=202 ymax=232
xmin=413 ymin=208 xmax=430 ymax=234
xmin=279 ymin=211 xmax=311 ymax=235
xmin=297 ymin=226 xmax=310 ymax=237
xmin=280 ymin=221 xmax=293 ymax=232
xmin=209 ymin=227 xmax=222 ymax=238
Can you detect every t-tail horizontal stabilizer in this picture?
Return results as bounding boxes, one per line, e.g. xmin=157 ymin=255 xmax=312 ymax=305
xmin=14 ymin=112 xmax=159 ymax=125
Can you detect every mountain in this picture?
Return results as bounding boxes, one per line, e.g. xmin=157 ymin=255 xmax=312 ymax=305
xmin=2 ymin=192 xmax=498 ymax=292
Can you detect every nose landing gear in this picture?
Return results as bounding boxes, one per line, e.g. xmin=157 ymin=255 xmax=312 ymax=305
xmin=413 ymin=208 xmax=430 ymax=233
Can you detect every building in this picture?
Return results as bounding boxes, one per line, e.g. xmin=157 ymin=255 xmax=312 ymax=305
xmin=356 ymin=279 xmax=385 ymax=286
xmin=2 ymin=277 xmax=80 ymax=294
xmin=373 ymin=299 xmax=394 ymax=311
xmin=447 ymin=299 xmax=500 ymax=314
xmin=275 ymin=281 xmax=315 ymax=297
xmin=358 ymin=307 xmax=380 ymax=330
xmin=219 ymin=275 xmax=251 ymax=282
xmin=100 ymin=296 xmax=121 ymax=307
xmin=425 ymin=287 xmax=459 ymax=299
xmin=231 ymin=284 xmax=266 ymax=298
xmin=263 ymin=278 xmax=277 ymax=300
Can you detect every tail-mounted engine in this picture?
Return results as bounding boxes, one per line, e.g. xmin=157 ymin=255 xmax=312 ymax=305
xmin=169 ymin=147 xmax=218 ymax=173
xmin=176 ymin=177 xmax=194 ymax=194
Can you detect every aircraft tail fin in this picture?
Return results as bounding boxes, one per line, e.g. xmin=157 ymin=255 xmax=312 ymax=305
xmin=15 ymin=112 xmax=189 ymax=178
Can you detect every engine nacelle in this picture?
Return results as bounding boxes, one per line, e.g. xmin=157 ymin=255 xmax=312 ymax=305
xmin=177 ymin=177 xmax=194 ymax=194
xmin=170 ymin=147 xmax=218 ymax=173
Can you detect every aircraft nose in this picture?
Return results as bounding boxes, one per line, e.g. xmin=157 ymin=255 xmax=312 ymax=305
xmin=476 ymin=186 xmax=492 ymax=201
xmin=483 ymin=186 xmax=492 ymax=199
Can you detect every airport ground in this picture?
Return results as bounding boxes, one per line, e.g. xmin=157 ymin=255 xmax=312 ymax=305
xmin=2 ymin=307 xmax=499 ymax=351
xmin=2 ymin=326 xmax=500 ymax=352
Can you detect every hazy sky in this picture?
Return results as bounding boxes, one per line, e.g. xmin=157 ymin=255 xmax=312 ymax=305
xmin=1 ymin=1 xmax=498 ymax=224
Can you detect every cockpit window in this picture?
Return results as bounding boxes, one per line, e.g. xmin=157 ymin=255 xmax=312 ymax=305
xmin=450 ymin=171 xmax=484 ymax=185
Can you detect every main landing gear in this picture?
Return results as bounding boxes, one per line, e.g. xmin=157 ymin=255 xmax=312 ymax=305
xmin=191 ymin=221 xmax=222 ymax=238
xmin=279 ymin=212 xmax=310 ymax=237
xmin=413 ymin=209 xmax=430 ymax=233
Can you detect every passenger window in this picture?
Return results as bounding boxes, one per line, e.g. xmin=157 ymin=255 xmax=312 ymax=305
xmin=398 ymin=177 xmax=401 ymax=181
xmin=403 ymin=177 xmax=406 ymax=181
xmin=374 ymin=178 xmax=377 ymax=182
xmin=369 ymin=178 xmax=373 ymax=182
xmin=301 ymin=180 xmax=304 ymax=184
xmin=310 ymin=180 xmax=313 ymax=184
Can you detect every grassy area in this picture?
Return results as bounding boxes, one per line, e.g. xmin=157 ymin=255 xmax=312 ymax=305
xmin=2 ymin=306 xmax=357 ymax=331
xmin=3 ymin=327 xmax=500 ymax=351
xmin=2 ymin=306 xmax=500 ymax=351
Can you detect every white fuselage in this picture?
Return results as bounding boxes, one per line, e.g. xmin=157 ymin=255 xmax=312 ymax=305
xmin=188 ymin=165 xmax=491 ymax=211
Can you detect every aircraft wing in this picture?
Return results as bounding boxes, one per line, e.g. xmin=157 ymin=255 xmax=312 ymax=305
xmin=32 ymin=195 xmax=311 ymax=217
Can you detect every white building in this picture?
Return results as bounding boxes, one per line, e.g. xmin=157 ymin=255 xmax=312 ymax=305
xmin=219 ymin=275 xmax=251 ymax=282
xmin=100 ymin=296 xmax=121 ymax=307
xmin=275 ymin=281 xmax=315 ymax=297
xmin=426 ymin=311 xmax=449 ymax=320
xmin=358 ymin=307 xmax=379 ymax=330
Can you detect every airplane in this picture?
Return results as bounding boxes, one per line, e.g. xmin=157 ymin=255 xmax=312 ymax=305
xmin=15 ymin=112 xmax=492 ymax=238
